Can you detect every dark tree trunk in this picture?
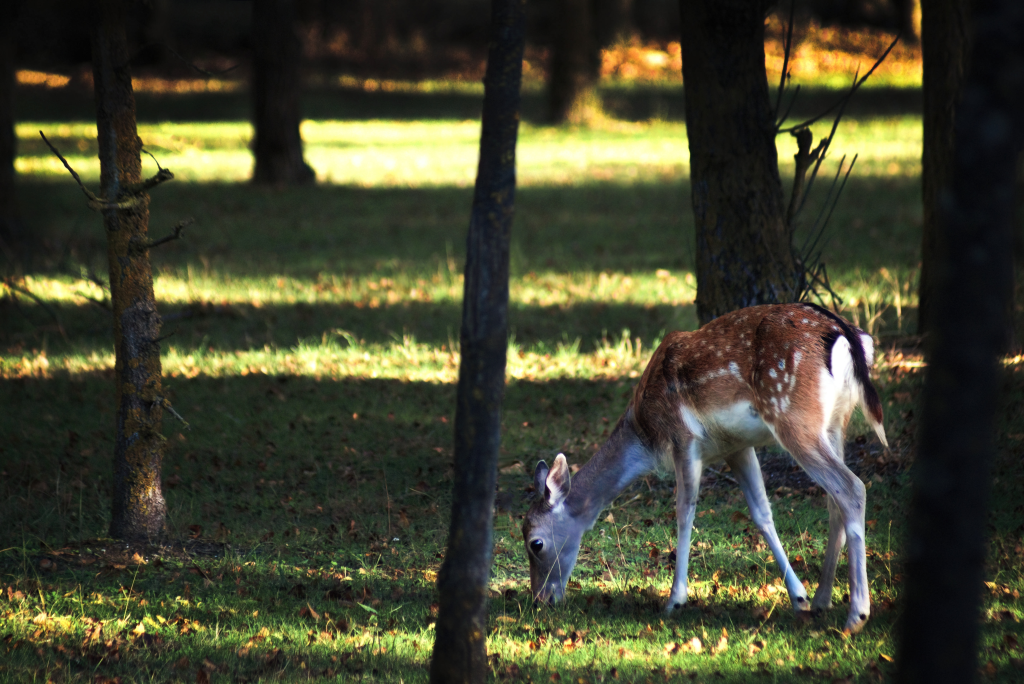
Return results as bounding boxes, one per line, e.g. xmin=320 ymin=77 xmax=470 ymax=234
xmin=91 ymin=0 xmax=168 ymax=542
xmin=429 ymin=1 xmax=526 ymax=682
xmin=251 ymin=0 xmax=315 ymax=186
xmin=918 ymin=0 xmax=971 ymax=338
xmin=548 ymin=0 xmax=601 ymax=124
xmin=0 ymin=1 xmax=22 ymax=257
xmin=896 ymin=1 xmax=1023 ymax=682
xmin=679 ymin=0 xmax=797 ymax=325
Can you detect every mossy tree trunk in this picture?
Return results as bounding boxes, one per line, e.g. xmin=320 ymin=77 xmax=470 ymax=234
xmin=252 ymin=0 xmax=315 ymax=186
xmin=679 ymin=0 xmax=798 ymax=325
xmin=429 ymin=1 xmax=526 ymax=682
xmin=897 ymin=1 xmax=1023 ymax=682
xmin=548 ymin=0 xmax=602 ymax=125
xmin=91 ymin=0 xmax=168 ymax=542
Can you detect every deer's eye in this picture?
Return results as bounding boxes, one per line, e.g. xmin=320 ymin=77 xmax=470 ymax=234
xmin=529 ymin=539 xmax=544 ymax=555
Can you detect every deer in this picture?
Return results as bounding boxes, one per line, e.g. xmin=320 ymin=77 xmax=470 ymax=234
xmin=522 ymin=303 xmax=887 ymax=635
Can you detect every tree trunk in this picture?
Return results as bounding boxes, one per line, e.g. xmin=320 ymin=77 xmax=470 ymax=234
xmin=918 ymin=0 xmax=971 ymax=338
xmin=429 ymin=1 xmax=526 ymax=682
xmin=0 ymin=1 xmax=22 ymax=257
xmin=91 ymin=0 xmax=168 ymax=542
xmin=251 ymin=0 xmax=315 ymax=186
xmin=548 ymin=0 xmax=601 ymax=125
xmin=896 ymin=2 xmax=1022 ymax=682
xmin=679 ymin=0 xmax=797 ymax=325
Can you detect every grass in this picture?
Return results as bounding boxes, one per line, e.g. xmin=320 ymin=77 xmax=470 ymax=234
xmin=2 ymin=79 xmax=1023 ymax=683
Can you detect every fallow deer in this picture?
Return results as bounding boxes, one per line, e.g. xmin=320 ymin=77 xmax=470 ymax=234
xmin=522 ymin=303 xmax=887 ymax=634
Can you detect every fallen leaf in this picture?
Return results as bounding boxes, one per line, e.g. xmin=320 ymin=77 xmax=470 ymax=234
xmin=879 ymin=653 xmax=894 ymax=663
xmin=188 ymin=525 xmax=202 ymax=539
xmin=196 ymin=669 xmax=210 ymax=684
xmin=712 ymin=628 xmax=728 ymax=655
xmin=748 ymin=640 xmax=765 ymax=656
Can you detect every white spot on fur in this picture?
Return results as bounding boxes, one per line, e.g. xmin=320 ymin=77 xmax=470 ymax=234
xmin=769 ymin=368 xmax=778 ymax=379
xmin=777 ymin=359 xmax=785 ymax=370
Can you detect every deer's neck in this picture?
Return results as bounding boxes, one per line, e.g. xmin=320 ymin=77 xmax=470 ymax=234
xmin=564 ymin=415 xmax=659 ymax=527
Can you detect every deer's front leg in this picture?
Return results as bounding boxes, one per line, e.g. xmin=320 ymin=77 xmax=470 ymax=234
xmin=724 ymin=448 xmax=810 ymax=613
xmin=666 ymin=447 xmax=701 ymax=612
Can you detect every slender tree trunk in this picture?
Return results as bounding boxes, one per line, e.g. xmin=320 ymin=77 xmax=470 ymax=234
xmin=0 ymin=1 xmax=22 ymax=257
xmin=91 ymin=0 xmax=168 ymax=542
xmin=897 ymin=1 xmax=1022 ymax=682
xmin=251 ymin=0 xmax=315 ymax=186
xmin=429 ymin=1 xmax=526 ymax=682
xmin=679 ymin=0 xmax=797 ymax=325
xmin=548 ymin=0 xmax=601 ymax=125
xmin=918 ymin=0 xmax=971 ymax=337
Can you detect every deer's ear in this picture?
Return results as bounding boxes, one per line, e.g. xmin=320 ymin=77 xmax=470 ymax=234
xmin=533 ymin=460 xmax=550 ymax=496
xmin=545 ymin=453 xmax=571 ymax=506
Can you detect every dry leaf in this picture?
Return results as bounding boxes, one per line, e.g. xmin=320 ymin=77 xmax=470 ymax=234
xmin=712 ymin=628 xmax=728 ymax=655
xmin=196 ymin=670 xmax=210 ymax=684
xmin=604 ymin=512 xmax=615 ymax=524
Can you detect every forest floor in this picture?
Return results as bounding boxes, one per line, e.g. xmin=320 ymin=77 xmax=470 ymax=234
xmin=2 ymin=26 xmax=1024 ymax=684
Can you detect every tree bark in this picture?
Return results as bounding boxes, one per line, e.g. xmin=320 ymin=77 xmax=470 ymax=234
xmin=896 ymin=1 xmax=1023 ymax=682
xmin=679 ymin=0 xmax=797 ymax=325
xmin=429 ymin=1 xmax=526 ymax=682
xmin=91 ymin=0 xmax=168 ymax=542
xmin=918 ymin=0 xmax=971 ymax=337
xmin=548 ymin=0 xmax=602 ymax=125
xmin=251 ymin=0 xmax=315 ymax=186
xmin=0 ymin=1 xmax=22 ymax=257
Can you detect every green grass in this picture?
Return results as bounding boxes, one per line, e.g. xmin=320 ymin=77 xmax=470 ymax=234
xmin=3 ymin=88 xmax=1024 ymax=683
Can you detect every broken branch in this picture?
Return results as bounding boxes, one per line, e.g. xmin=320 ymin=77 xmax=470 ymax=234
xmin=131 ymin=217 xmax=194 ymax=253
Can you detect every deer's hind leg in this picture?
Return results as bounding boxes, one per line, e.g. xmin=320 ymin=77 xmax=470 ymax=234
xmin=779 ymin=421 xmax=870 ymax=634
xmin=724 ymin=447 xmax=810 ymax=613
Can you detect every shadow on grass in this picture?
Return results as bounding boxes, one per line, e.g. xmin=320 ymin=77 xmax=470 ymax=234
xmin=15 ymin=82 xmax=922 ymax=124
xmin=1 ymin=298 xmax=697 ymax=356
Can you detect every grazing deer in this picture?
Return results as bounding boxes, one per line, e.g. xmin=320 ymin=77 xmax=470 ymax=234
xmin=522 ymin=303 xmax=887 ymax=634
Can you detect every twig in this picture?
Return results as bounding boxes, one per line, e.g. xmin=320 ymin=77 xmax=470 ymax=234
xmin=39 ymin=131 xmax=107 ymax=208
xmin=131 ymin=217 xmax=194 ymax=253
xmin=777 ymin=33 xmax=901 ymax=135
xmin=772 ymin=0 xmax=796 ymax=122
xmin=2 ymin=278 xmax=68 ymax=340
xmin=157 ymin=396 xmax=190 ymax=430
xmin=705 ymin=466 xmax=739 ymax=487
xmin=41 ymin=131 xmax=174 ymax=211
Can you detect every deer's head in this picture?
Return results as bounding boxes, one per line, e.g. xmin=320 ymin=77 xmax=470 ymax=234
xmin=522 ymin=453 xmax=583 ymax=604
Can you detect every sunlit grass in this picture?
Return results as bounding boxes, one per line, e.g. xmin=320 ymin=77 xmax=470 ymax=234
xmin=16 ymin=116 xmax=920 ymax=187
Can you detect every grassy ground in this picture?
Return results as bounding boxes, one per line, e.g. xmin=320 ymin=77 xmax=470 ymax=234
xmin=2 ymin=78 xmax=1023 ymax=683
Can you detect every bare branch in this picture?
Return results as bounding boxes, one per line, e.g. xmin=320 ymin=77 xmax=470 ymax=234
xmin=157 ymin=396 xmax=191 ymax=430
xmin=2 ymin=277 xmax=68 ymax=340
xmin=777 ymin=32 xmax=901 ymax=135
xmin=131 ymin=217 xmax=194 ymax=254
xmin=786 ymin=128 xmax=825 ymax=227
xmin=39 ymin=131 xmax=106 ymax=207
xmin=773 ymin=0 xmax=796 ymax=122
xmin=123 ymin=167 xmax=175 ymax=197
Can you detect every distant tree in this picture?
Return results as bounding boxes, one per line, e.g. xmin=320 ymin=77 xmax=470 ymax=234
xmin=251 ymin=0 xmax=315 ymax=186
xmin=896 ymin=1 xmax=1023 ymax=682
xmin=429 ymin=0 xmax=526 ymax=681
xmin=917 ymin=0 xmax=971 ymax=338
xmin=0 ymin=0 xmax=22 ymax=257
xmin=89 ymin=0 xmax=171 ymax=541
xmin=679 ymin=0 xmax=797 ymax=324
xmin=548 ymin=0 xmax=602 ymax=124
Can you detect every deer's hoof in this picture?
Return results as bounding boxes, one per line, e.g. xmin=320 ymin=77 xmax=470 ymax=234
xmin=843 ymin=611 xmax=869 ymax=635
